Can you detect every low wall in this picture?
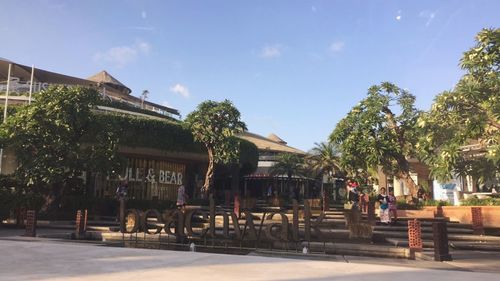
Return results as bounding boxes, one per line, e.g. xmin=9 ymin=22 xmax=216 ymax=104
xmin=396 ymin=207 xmax=435 ymax=219
xmin=442 ymin=206 xmax=500 ymax=228
xmin=395 ymin=206 xmax=500 ymax=227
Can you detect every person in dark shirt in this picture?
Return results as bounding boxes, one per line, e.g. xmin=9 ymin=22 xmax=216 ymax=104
xmin=348 ymin=180 xmax=360 ymax=210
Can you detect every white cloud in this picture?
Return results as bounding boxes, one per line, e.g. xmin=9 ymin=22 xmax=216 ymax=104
xmin=419 ymin=10 xmax=436 ymax=26
xmin=329 ymin=41 xmax=345 ymax=53
xmin=93 ymin=41 xmax=150 ymax=68
xmin=396 ymin=10 xmax=402 ymax=21
xmin=141 ymin=11 xmax=147 ymax=19
xmin=259 ymin=45 xmax=282 ymax=58
xmin=169 ymin=83 xmax=190 ymax=98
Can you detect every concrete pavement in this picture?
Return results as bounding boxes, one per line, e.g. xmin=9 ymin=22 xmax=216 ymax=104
xmin=0 ymin=239 xmax=498 ymax=281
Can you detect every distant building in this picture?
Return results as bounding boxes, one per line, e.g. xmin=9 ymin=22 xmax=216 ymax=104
xmin=237 ymin=132 xmax=316 ymax=198
xmin=0 ymin=59 xmax=205 ymax=204
xmin=0 ymin=58 xmax=180 ymax=118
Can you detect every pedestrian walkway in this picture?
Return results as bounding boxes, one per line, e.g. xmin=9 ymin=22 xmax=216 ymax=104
xmin=0 ymin=238 xmax=498 ymax=281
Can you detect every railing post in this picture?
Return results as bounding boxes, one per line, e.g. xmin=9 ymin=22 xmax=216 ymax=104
xmin=433 ymin=221 xmax=452 ymax=261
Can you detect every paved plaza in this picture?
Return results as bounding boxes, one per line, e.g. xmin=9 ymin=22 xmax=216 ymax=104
xmin=0 ymin=237 xmax=498 ymax=281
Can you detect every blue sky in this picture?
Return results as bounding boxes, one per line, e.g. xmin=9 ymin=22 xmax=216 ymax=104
xmin=1 ymin=0 xmax=499 ymax=151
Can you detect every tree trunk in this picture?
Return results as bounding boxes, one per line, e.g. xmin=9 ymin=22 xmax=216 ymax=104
xmin=202 ymin=147 xmax=215 ymax=197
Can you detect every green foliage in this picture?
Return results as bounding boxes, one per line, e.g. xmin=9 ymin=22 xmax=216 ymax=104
xmin=0 ymin=86 xmax=120 ymax=193
xmin=330 ymin=82 xmax=421 ymax=195
xmin=307 ymin=142 xmax=343 ymax=179
xmin=238 ymin=138 xmax=259 ymax=175
xmin=0 ymin=175 xmax=44 ymax=219
xmin=185 ymin=99 xmax=247 ymax=192
xmin=270 ymin=153 xmax=305 ymax=178
xmin=422 ymin=199 xmax=449 ymax=207
xmin=185 ymin=100 xmax=247 ymax=164
xmin=0 ymin=105 xmax=20 ymax=124
xmin=270 ymin=153 xmax=305 ymax=191
xmin=460 ymin=197 xmax=500 ymax=206
xmin=395 ymin=198 xmax=422 ymax=210
xmin=418 ymin=28 xmax=500 ymax=182
xmin=90 ymin=113 xmax=204 ymax=154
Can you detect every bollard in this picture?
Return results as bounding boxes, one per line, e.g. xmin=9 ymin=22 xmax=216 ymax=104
xmin=433 ymin=221 xmax=452 ymax=261
xmin=471 ymin=207 xmax=484 ymax=235
xmin=408 ymin=219 xmax=423 ymax=258
xmin=24 ymin=210 xmax=36 ymax=237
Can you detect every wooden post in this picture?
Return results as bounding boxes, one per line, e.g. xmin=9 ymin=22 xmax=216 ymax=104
xmin=304 ymin=199 xmax=311 ymax=242
xmin=119 ymin=198 xmax=126 ymax=233
xmin=292 ymin=199 xmax=299 ymax=241
xmin=433 ymin=221 xmax=452 ymax=261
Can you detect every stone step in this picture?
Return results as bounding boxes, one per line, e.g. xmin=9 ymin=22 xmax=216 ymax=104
xmin=374 ymin=225 xmax=474 ymax=234
xmin=386 ymin=237 xmax=500 ymax=251
xmin=449 ymin=241 xmax=500 ymax=251
xmin=385 ymin=238 xmax=435 ymax=248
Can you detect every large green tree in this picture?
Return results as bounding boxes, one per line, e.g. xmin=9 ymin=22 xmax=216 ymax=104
xmin=0 ymin=86 xmax=121 ymax=207
xmin=185 ymin=100 xmax=246 ymax=194
xmin=330 ymin=82 xmax=421 ymax=196
xmin=417 ymin=28 xmax=500 ymax=182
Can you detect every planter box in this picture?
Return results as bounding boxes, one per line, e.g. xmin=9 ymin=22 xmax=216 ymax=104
xmin=442 ymin=206 xmax=500 ymax=228
xmin=396 ymin=208 xmax=435 ymax=219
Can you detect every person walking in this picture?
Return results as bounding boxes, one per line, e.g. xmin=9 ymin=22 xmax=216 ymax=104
xmin=377 ymin=187 xmax=390 ymax=225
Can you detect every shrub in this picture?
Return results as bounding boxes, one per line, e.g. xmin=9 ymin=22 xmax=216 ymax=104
xmin=395 ymin=198 xmax=423 ymax=210
xmin=460 ymin=197 xmax=500 ymax=206
xmin=422 ymin=199 xmax=449 ymax=207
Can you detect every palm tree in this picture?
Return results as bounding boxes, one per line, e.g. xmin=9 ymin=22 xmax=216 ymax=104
xmin=308 ymin=142 xmax=342 ymax=180
xmin=270 ymin=153 xmax=304 ymax=193
xmin=307 ymin=142 xmax=343 ymax=200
